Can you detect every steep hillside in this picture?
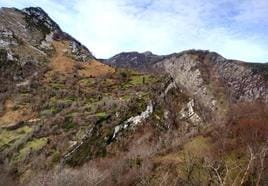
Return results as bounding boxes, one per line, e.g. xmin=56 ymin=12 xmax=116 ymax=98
xmin=157 ymin=50 xmax=268 ymax=123
xmin=0 ymin=7 xmax=267 ymax=186
xmin=0 ymin=7 xmax=164 ymax=184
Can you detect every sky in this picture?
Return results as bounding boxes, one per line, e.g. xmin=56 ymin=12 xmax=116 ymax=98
xmin=1 ymin=0 xmax=268 ymax=62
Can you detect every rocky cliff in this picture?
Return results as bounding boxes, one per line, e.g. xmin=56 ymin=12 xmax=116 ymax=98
xmin=157 ymin=50 xmax=268 ymax=123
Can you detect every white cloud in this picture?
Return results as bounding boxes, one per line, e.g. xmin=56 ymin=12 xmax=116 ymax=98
xmin=0 ymin=0 xmax=267 ymax=62
xmin=235 ymin=0 xmax=268 ymax=24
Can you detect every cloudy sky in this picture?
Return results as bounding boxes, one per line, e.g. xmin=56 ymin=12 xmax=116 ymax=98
xmin=1 ymin=0 xmax=268 ymax=62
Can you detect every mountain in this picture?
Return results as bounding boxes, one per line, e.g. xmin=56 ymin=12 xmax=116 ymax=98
xmin=0 ymin=7 xmax=101 ymax=94
xmin=102 ymin=51 xmax=174 ymax=72
xmin=0 ymin=7 xmax=267 ymax=186
xmin=0 ymin=7 xmax=162 ymax=184
xmin=0 ymin=7 xmax=94 ymax=61
xmin=159 ymin=50 xmax=268 ymax=121
xmin=106 ymin=49 xmax=267 ymax=123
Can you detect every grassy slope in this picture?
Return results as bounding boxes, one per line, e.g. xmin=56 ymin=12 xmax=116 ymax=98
xmin=0 ymin=40 xmax=161 ymax=181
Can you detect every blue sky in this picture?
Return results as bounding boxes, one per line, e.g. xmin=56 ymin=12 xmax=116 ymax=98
xmin=1 ymin=0 xmax=268 ymax=62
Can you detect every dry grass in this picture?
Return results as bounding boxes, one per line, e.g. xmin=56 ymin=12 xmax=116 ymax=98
xmin=47 ymin=41 xmax=114 ymax=78
xmin=78 ymin=59 xmax=115 ymax=78
xmin=153 ymin=151 xmax=182 ymax=164
xmin=182 ymin=136 xmax=212 ymax=157
xmin=49 ymin=41 xmax=75 ymax=74
xmin=153 ymin=136 xmax=212 ymax=165
xmin=0 ymin=99 xmax=35 ymax=126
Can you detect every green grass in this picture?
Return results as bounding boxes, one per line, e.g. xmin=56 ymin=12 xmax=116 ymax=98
xmin=79 ymin=78 xmax=94 ymax=86
xmin=17 ymin=138 xmax=48 ymax=161
xmin=182 ymin=136 xmax=212 ymax=157
xmin=62 ymin=116 xmax=77 ymax=131
xmin=102 ymin=79 xmax=116 ymax=87
xmin=40 ymin=96 xmax=75 ymax=117
xmin=130 ymin=75 xmax=146 ymax=85
xmin=129 ymin=75 xmax=155 ymax=85
xmin=121 ymin=74 xmax=156 ymax=89
xmin=122 ymin=95 xmax=131 ymax=100
xmin=57 ymin=98 xmax=74 ymax=105
xmin=175 ymin=136 xmax=213 ymax=184
xmin=64 ymin=133 xmax=107 ymax=166
xmin=0 ymin=126 xmax=33 ymax=150
xmin=95 ymin=112 xmax=108 ymax=118
xmin=65 ymin=96 xmax=78 ymax=102
xmin=63 ymin=122 xmax=77 ymax=131
xmin=51 ymin=150 xmax=61 ymax=163
xmin=96 ymin=112 xmax=110 ymax=120
xmin=50 ymin=83 xmax=65 ymax=90
xmin=40 ymin=108 xmax=57 ymax=117
xmin=49 ymin=96 xmax=57 ymax=105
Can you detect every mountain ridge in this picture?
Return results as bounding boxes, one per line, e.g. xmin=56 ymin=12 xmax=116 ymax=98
xmin=0 ymin=6 xmax=267 ymax=186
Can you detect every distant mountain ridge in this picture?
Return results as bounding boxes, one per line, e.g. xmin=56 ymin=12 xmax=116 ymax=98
xmin=102 ymin=51 xmax=175 ymax=72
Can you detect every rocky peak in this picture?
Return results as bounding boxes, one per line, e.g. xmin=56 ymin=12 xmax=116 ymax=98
xmin=0 ymin=7 xmax=96 ymax=82
xmin=0 ymin=7 xmax=94 ymax=60
xmin=22 ymin=7 xmax=61 ymax=33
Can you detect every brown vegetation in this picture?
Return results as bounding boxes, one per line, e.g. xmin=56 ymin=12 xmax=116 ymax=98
xmin=47 ymin=41 xmax=114 ymax=78
xmin=77 ymin=60 xmax=115 ymax=78
xmin=0 ymin=99 xmax=35 ymax=126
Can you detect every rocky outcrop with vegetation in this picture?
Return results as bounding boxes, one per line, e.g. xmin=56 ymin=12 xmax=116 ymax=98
xmin=0 ymin=7 xmax=267 ymax=186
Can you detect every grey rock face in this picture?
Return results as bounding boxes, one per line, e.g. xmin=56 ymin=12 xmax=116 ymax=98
xmin=0 ymin=7 xmax=45 ymax=46
xmin=0 ymin=7 xmax=95 ymax=67
xmin=159 ymin=50 xmax=268 ymax=123
xmin=215 ymin=61 xmax=268 ymax=102
xmin=68 ymin=40 xmax=93 ymax=61
xmin=22 ymin=7 xmax=94 ymax=61
xmin=22 ymin=7 xmax=61 ymax=32
xmin=0 ymin=30 xmax=18 ymax=47
xmin=162 ymin=52 xmax=222 ymax=122
xmin=112 ymin=101 xmax=153 ymax=139
xmin=179 ymin=99 xmax=202 ymax=125
xmin=0 ymin=6 xmax=97 ymax=84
